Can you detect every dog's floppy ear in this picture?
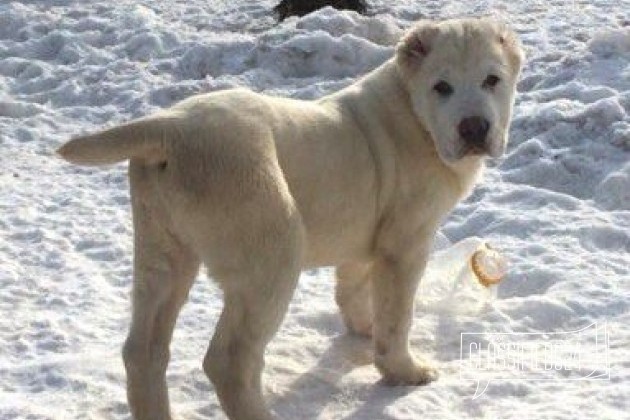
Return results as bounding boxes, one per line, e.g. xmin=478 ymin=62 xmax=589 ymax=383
xmin=396 ymin=21 xmax=440 ymax=78
xmin=495 ymin=22 xmax=524 ymax=74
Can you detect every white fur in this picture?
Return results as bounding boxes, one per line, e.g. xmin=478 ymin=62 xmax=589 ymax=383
xmin=58 ymin=18 xmax=523 ymax=420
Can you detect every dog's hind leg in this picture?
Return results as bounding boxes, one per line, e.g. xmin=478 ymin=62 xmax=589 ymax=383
xmin=122 ymin=162 xmax=200 ymax=420
xmin=335 ymin=262 xmax=373 ymax=337
xmin=202 ymin=209 xmax=304 ymax=420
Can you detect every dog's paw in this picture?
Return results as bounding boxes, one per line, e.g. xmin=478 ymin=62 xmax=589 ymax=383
xmin=376 ymin=357 xmax=438 ymax=386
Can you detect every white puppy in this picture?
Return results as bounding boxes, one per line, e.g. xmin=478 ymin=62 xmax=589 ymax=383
xmin=58 ymin=18 xmax=523 ymax=420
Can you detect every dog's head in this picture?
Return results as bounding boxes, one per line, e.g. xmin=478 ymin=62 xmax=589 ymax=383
xmin=396 ymin=18 xmax=523 ymax=165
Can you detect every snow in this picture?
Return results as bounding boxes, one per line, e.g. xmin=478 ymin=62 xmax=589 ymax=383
xmin=1 ymin=1 xmax=628 ymax=419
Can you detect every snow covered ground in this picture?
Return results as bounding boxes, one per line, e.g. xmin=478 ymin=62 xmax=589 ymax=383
xmin=1 ymin=0 xmax=629 ymax=419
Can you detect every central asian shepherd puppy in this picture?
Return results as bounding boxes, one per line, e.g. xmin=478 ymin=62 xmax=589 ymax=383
xmin=58 ymin=17 xmax=523 ymax=420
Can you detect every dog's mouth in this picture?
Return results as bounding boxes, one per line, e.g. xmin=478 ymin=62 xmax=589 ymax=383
xmin=464 ymin=144 xmax=487 ymax=156
xmin=435 ymin=134 xmax=499 ymax=164
xmin=456 ymin=142 xmax=489 ymax=160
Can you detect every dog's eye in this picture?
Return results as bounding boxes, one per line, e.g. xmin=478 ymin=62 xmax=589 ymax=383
xmin=433 ymin=81 xmax=453 ymax=97
xmin=483 ymin=75 xmax=500 ymax=89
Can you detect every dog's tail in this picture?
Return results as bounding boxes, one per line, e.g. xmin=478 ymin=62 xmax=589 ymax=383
xmin=57 ymin=114 xmax=180 ymax=166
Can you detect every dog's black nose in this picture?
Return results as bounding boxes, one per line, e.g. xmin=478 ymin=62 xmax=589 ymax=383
xmin=458 ymin=116 xmax=490 ymax=147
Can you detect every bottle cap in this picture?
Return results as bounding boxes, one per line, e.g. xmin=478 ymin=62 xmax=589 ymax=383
xmin=471 ymin=244 xmax=507 ymax=287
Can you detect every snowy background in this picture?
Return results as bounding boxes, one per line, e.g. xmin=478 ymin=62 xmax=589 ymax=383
xmin=1 ymin=0 xmax=629 ymax=419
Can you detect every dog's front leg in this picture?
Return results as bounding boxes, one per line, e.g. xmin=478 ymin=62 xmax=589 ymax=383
xmin=370 ymin=251 xmax=438 ymax=385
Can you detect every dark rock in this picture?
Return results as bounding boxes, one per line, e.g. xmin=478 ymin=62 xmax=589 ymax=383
xmin=274 ymin=0 xmax=368 ymax=22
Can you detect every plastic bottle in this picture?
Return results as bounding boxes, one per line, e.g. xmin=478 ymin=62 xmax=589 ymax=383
xmin=417 ymin=237 xmax=508 ymax=315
